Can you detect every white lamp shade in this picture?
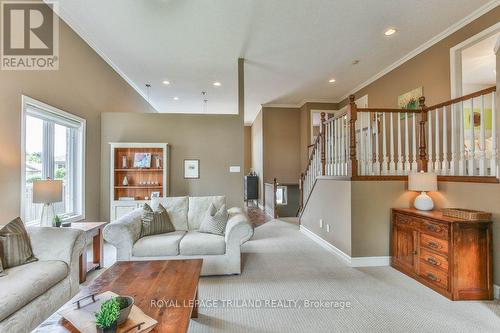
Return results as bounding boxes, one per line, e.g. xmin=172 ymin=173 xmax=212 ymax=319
xmin=33 ymin=180 xmax=63 ymax=203
xmin=408 ymin=172 xmax=437 ymax=192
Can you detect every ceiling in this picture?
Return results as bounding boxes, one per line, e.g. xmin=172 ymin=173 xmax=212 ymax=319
xmin=462 ymin=32 xmax=499 ymax=86
xmin=51 ymin=0 xmax=498 ymax=124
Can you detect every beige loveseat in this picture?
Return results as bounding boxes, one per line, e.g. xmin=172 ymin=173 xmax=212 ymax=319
xmin=0 ymin=227 xmax=86 ymax=333
xmin=103 ymin=196 xmax=254 ymax=275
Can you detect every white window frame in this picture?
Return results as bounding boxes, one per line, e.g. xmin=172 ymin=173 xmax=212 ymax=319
xmin=276 ymin=185 xmax=288 ymax=205
xmin=21 ymin=96 xmax=86 ymax=224
xmin=450 ymin=22 xmax=500 ymax=98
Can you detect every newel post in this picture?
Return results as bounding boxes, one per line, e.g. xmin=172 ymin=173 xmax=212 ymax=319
xmin=273 ymin=177 xmax=278 ymax=219
xmin=418 ymin=96 xmax=428 ymax=172
xmin=348 ymin=95 xmax=358 ymax=177
xmin=320 ymin=112 xmax=326 ymax=176
xmin=299 ymin=173 xmax=304 ymax=211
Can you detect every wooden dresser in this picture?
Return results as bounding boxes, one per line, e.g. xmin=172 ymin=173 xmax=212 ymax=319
xmin=391 ymin=208 xmax=493 ymax=300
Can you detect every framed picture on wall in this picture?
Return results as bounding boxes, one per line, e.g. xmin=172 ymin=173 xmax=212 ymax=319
xmin=184 ymin=159 xmax=200 ymax=179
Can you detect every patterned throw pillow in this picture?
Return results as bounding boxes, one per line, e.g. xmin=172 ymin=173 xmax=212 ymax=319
xmin=199 ymin=203 xmax=228 ymax=236
xmin=140 ymin=203 xmax=175 ymax=237
xmin=0 ymin=217 xmax=37 ymax=269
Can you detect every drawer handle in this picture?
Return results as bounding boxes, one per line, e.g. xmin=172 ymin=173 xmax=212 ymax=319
xmin=426 ymin=273 xmax=440 ymax=282
xmin=426 ymin=257 xmax=440 ymax=266
xmin=427 ymin=241 xmax=440 ymax=249
xmin=426 ymin=224 xmax=439 ymax=232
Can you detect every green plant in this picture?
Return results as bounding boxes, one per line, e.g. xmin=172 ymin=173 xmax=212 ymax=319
xmin=53 ymin=215 xmax=62 ymax=227
xmin=116 ymin=297 xmax=129 ymax=310
xmin=95 ymin=298 xmax=120 ymax=329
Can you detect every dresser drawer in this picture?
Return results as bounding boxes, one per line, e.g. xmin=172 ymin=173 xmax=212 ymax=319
xmin=420 ymin=220 xmax=448 ymax=239
xmin=420 ymin=233 xmax=448 ymax=255
xmin=393 ymin=213 xmax=419 ymax=228
xmin=420 ymin=248 xmax=448 ymax=271
xmin=419 ymin=261 xmax=449 ymax=290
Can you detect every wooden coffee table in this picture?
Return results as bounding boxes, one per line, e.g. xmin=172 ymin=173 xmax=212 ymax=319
xmin=34 ymin=260 xmax=203 ymax=333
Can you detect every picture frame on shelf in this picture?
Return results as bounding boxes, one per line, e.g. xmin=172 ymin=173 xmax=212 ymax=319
xmin=184 ymin=159 xmax=200 ymax=179
xmin=133 ymin=153 xmax=151 ymax=168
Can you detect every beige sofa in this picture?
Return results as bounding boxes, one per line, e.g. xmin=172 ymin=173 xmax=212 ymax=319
xmin=0 ymin=227 xmax=86 ymax=333
xmin=103 ymin=196 xmax=254 ymax=275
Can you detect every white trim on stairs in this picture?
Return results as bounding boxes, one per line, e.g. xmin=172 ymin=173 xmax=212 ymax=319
xmin=300 ymin=225 xmax=390 ymax=267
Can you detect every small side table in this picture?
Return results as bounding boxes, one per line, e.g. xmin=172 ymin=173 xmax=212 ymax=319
xmin=69 ymin=222 xmax=107 ymax=283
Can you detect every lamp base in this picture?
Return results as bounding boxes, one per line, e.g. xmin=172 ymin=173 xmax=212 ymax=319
xmin=40 ymin=203 xmax=56 ymax=227
xmin=414 ymin=192 xmax=434 ymax=211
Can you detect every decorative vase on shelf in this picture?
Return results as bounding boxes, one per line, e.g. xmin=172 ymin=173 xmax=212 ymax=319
xmin=156 ymin=156 xmax=161 ymax=169
xmin=122 ymin=176 xmax=128 ymax=186
xmin=122 ymin=156 xmax=127 ymax=169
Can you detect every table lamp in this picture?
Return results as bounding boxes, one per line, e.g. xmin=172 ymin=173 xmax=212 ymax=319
xmin=408 ymin=171 xmax=437 ymax=211
xmin=33 ymin=179 xmax=63 ymax=227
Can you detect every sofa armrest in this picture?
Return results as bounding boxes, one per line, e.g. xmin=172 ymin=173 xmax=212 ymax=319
xmin=27 ymin=226 xmax=86 ymax=296
xmin=28 ymin=226 xmax=85 ymax=266
xmin=103 ymin=209 xmax=142 ymax=260
xmin=225 ymin=210 xmax=254 ymax=249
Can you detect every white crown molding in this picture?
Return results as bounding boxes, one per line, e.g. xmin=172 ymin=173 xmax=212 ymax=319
xmin=261 ymin=103 xmax=301 ymax=108
xmin=339 ymin=0 xmax=500 ymax=102
xmin=50 ymin=3 xmax=160 ymax=112
xmin=262 ymin=98 xmax=339 ymax=110
xmin=300 ymin=225 xmax=390 ymax=267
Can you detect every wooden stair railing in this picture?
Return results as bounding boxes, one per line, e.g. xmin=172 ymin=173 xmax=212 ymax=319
xmin=298 ymin=86 xmax=498 ymax=216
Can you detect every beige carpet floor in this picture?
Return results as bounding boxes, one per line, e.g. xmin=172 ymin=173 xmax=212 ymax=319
xmin=88 ymin=220 xmax=500 ymax=332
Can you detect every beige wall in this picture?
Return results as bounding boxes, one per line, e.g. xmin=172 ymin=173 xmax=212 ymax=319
xmin=100 ymin=113 xmax=244 ymax=220
xmin=262 ymin=107 xmax=301 ymax=184
xmin=251 ymin=110 xmax=264 ymax=204
xmin=300 ymin=179 xmax=352 ymax=255
xmin=0 ymin=4 xmax=152 ymax=223
xmin=244 ymin=126 xmax=252 ymax=174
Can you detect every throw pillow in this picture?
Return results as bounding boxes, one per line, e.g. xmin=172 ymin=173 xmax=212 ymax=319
xmin=0 ymin=217 xmax=37 ymax=269
xmin=140 ymin=203 xmax=175 ymax=237
xmin=199 ymin=203 xmax=228 ymax=236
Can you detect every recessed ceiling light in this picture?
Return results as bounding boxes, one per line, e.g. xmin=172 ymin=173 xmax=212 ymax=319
xmin=173 ymin=97 xmax=179 ymax=100
xmin=384 ymin=28 xmax=397 ymax=36
xmin=162 ymin=80 xmax=170 ymax=85
xmin=213 ymin=81 xmax=221 ymax=87
xmin=328 ymin=78 xmax=336 ymax=83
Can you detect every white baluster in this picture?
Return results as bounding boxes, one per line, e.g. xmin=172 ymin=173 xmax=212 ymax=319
xmin=491 ymin=91 xmax=497 ymax=177
xmin=442 ymin=106 xmax=448 ymax=175
xmin=404 ymin=113 xmax=410 ymax=174
xmin=479 ymin=95 xmax=486 ymax=176
xmin=382 ymin=113 xmax=388 ymax=175
xmin=428 ymin=110 xmax=433 ymax=172
xmin=374 ymin=113 xmax=380 ymax=175
xmin=450 ymin=103 xmax=457 ymax=175
xmin=459 ymin=101 xmax=465 ymax=175
xmin=360 ymin=113 xmax=365 ymax=175
xmin=412 ymin=113 xmax=417 ymax=171
xmin=328 ymin=122 xmax=332 ymax=175
xmin=434 ymin=109 xmax=440 ymax=173
xmin=344 ymin=116 xmax=349 ymax=175
xmin=397 ymin=113 xmax=403 ymax=175
xmin=367 ymin=113 xmax=373 ymax=175
xmin=389 ymin=113 xmax=396 ymax=174
xmin=468 ymin=98 xmax=475 ymax=176
xmin=341 ymin=117 xmax=345 ymax=176
xmin=336 ymin=119 xmax=340 ymax=175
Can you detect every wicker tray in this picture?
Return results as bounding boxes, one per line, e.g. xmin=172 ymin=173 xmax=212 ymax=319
xmin=442 ymin=208 xmax=491 ymax=221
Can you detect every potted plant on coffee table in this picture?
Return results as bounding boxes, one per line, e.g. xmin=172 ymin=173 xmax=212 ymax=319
xmin=95 ymin=298 xmax=120 ymax=333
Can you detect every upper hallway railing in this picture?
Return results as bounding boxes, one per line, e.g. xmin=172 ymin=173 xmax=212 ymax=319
xmin=299 ymin=86 xmax=498 ymax=213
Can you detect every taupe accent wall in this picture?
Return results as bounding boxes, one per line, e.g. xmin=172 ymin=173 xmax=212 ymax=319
xmin=100 ymin=113 xmax=244 ymax=220
xmin=251 ymin=110 xmax=263 ymax=204
xmin=0 ymin=4 xmax=152 ymax=223
xmin=244 ymin=126 xmax=252 ymax=174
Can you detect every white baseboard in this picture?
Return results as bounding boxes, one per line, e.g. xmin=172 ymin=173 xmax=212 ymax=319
xmin=494 ymin=284 xmax=499 ymax=300
xmin=300 ymin=225 xmax=389 ymax=267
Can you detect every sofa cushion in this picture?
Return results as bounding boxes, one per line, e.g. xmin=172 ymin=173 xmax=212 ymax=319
xmin=188 ymin=196 xmax=225 ymax=230
xmin=132 ymin=231 xmax=186 ymax=257
xmin=140 ymin=204 xmax=175 ymax=237
xmin=0 ymin=217 xmax=37 ymax=268
xmin=179 ymin=231 xmax=225 ymax=255
xmin=153 ymin=197 xmax=189 ymax=231
xmin=199 ymin=204 xmax=228 ymax=235
xmin=0 ymin=260 xmax=68 ymax=321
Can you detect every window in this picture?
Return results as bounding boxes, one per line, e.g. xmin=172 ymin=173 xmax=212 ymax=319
xmin=21 ymin=96 xmax=85 ymax=225
xmin=276 ymin=186 xmax=287 ymax=205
